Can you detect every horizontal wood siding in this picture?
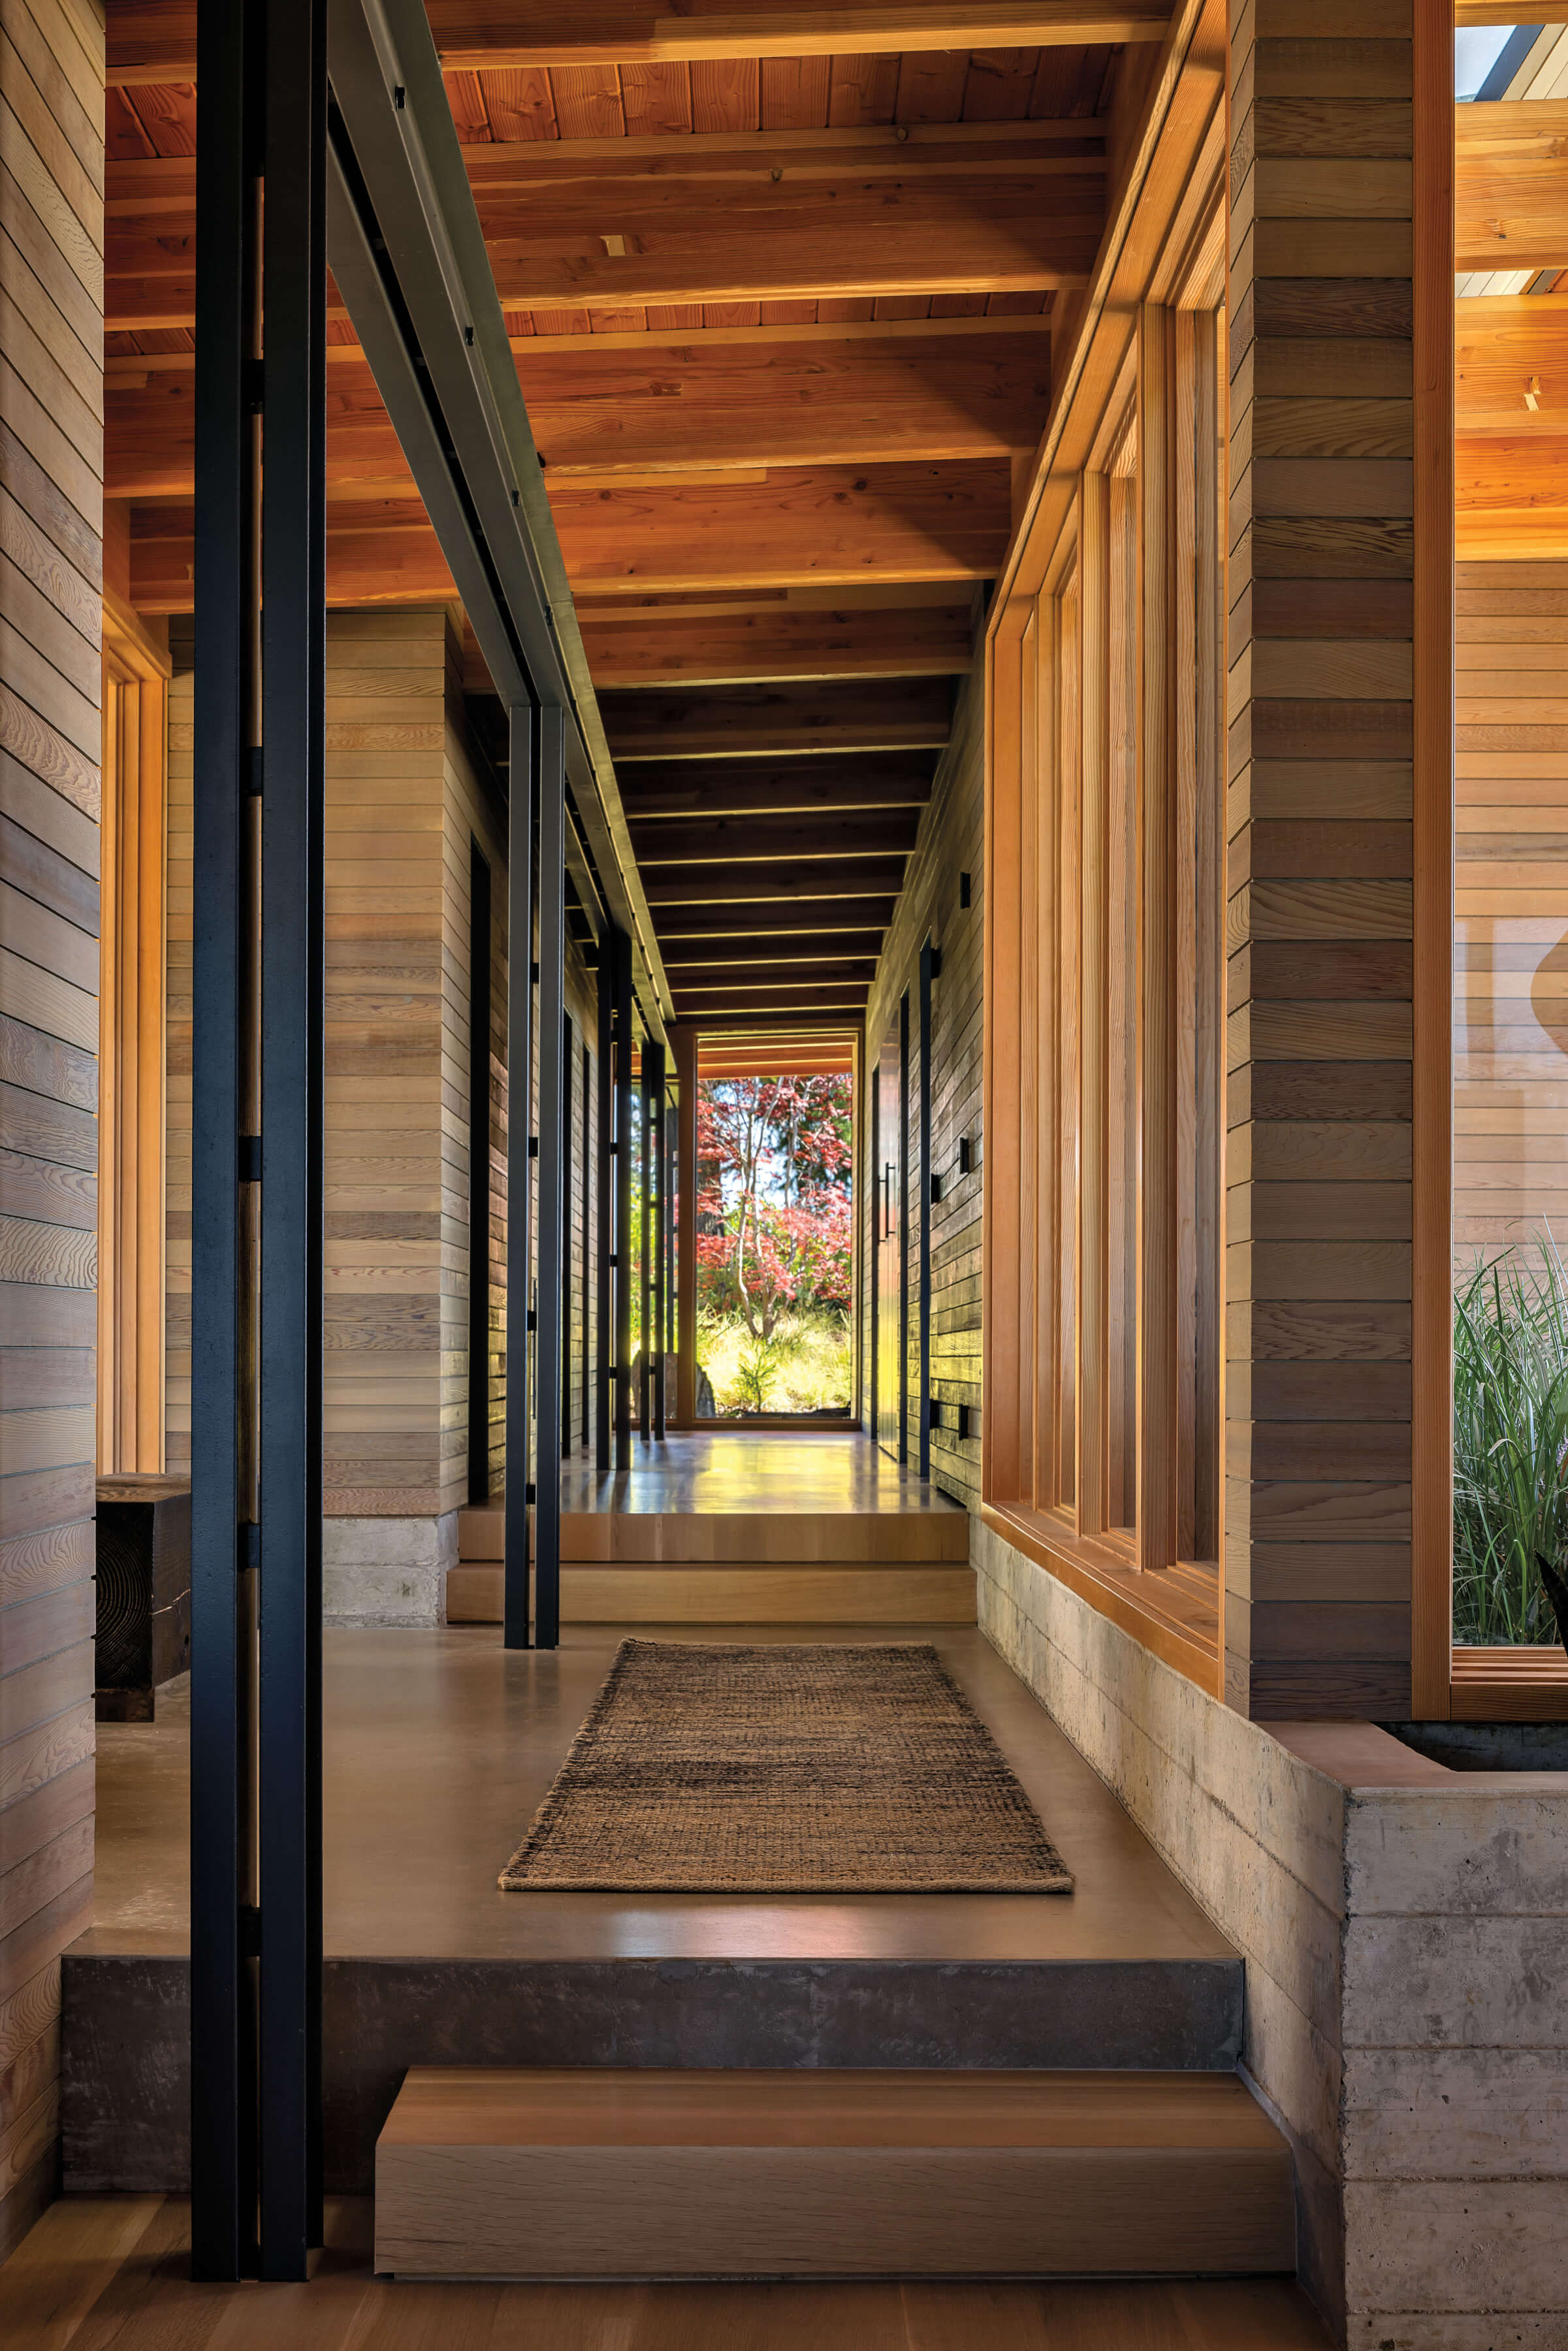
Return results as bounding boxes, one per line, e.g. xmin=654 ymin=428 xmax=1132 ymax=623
xmin=0 ymin=0 xmax=104 ymax=2262
xmin=1226 ymin=1 xmax=1416 ymax=1719
xmin=440 ymin=623 xmax=507 ymax=1511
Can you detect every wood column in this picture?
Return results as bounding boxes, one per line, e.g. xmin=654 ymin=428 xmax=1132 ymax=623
xmin=1225 ymin=0 xmax=1422 ymax=1719
xmin=99 ymin=595 xmax=171 ymax=1473
xmin=673 ymin=1023 xmax=697 ymax=1424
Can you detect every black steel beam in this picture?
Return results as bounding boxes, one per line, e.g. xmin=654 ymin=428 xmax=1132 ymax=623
xmin=534 ymin=707 xmax=566 ymax=1646
xmin=918 ymin=937 xmax=935 ymax=1484
xmin=190 ymin=0 xmax=259 ymax=2285
xmin=504 ymin=708 xmax=534 ymax=1650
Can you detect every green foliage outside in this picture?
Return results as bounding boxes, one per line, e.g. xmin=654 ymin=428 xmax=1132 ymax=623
xmin=1453 ymin=1233 xmax=1568 ymax=1646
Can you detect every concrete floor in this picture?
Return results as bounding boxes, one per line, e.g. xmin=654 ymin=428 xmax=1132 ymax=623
xmin=88 ymin=1623 xmax=1235 ymax=1970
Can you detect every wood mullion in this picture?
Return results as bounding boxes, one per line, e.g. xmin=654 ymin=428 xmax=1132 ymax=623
xmin=982 ymin=605 xmax=1029 ymax=1507
xmin=1019 ymin=601 xmax=1040 ymax=1509
xmin=1077 ymin=470 xmax=1110 ymax=1543
xmin=1173 ymin=305 xmax=1200 ymax=1569
xmin=1137 ymin=301 xmax=1177 ymax=1577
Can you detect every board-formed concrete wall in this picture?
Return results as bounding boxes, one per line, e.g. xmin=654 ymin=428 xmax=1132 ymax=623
xmin=977 ymin=1519 xmax=1568 ymax=2349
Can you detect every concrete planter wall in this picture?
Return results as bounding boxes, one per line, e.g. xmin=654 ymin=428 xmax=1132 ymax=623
xmin=975 ymin=1520 xmax=1568 ymax=2349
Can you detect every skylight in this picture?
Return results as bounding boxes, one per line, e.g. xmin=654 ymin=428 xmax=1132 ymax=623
xmin=1457 ymin=25 xmax=1517 ymax=98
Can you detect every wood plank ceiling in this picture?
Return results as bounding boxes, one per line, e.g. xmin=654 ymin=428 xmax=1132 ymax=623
xmin=104 ymin=2 xmax=1142 ymax=1027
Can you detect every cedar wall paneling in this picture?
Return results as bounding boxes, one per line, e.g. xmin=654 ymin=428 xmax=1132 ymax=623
xmin=0 ymin=0 xmax=104 ymax=2258
xmin=1225 ymin=2 xmax=1416 ymax=1717
xmin=863 ymin=666 xmax=982 ymax=1506
xmin=439 ymin=622 xmax=508 ymax=1507
xmin=1454 ymin=560 xmax=1568 ymax=1264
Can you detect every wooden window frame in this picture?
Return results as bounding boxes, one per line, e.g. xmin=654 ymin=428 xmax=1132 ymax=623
xmin=98 ymin=591 xmax=172 ymax=1473
xmin=984 ymin=79 xmax=1230 ymax=1697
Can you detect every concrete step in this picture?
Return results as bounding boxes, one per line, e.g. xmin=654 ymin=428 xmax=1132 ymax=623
xmin=374 ymin=2065 xmax=1296 ymax=2280
xmin=62 ymin=1947 xmax=1247 ymax=2196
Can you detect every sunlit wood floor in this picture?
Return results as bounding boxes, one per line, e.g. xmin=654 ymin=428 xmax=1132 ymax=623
xmin=5 ymin=2198 xmax=1335 ymax=2349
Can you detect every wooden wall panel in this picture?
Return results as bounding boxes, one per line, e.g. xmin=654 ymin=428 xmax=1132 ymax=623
xmin=0 ymin=0 xmax=103 ymax=2262
xmin=1225 ymin=2 xmax=1417 ymax=1719
xmin=440 ymin=622 xmax=509 ymax=1509
xmin=863 ymin=663 xmax=984 ymax=1507
xmin=324 ymin=610 xmax=462 ymax=1522
xmin=1454 ymin=560 xmax=1568 ymax=1263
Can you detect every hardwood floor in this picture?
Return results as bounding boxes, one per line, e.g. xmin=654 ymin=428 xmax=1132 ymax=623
xmin=3 ymin=2198 xmax=1334 ymax=2348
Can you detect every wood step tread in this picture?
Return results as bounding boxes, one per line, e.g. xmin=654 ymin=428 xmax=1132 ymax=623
xmin=374 ymin=2067 xmax=1296 ymax=2280
xmin=444 ymin=1561 xmax=978 ymax=1625
xmin=382 ymin=2066 xmax=1286 ymax=2151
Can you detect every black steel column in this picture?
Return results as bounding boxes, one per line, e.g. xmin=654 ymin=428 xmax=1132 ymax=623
xmin=918 ymin=938 xmax=935 ymax=1484
xmin=646 ymin=1042 xmax=666 ymax=1439
xmin=534 ymin=708 xmax=566 ymax=1647
xmin=191 ymin=0 xmax=260 ymax=2283
xmin=257 ymin=0 xmax=327 ymax=2279
xmin=581 ymin=1038 xmax=592 ymax=1452
xmin=639 ymin=1044 xmax=653 ymax=1441
xmin=560 ymin=1014 xmax=573 ymax=1463
xmin=594 ymin=946 xmax=613 ymax=1471
xmin=614 ymin=931 xmax=634 ymax=1472
xmin=504 ymin=707 xmax=536 ymax=1648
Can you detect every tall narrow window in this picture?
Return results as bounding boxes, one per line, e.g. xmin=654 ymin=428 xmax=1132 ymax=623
xmin=1053 ymin=568 xmax=1081 ymax=1509
xmin=1173 ymin=308 xmax=1225 ymax=1569
xmin=1105 ymin=414 xmax=1140 ymax=1543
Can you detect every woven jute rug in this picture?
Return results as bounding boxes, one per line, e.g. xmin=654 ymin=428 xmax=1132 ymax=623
xmin=498 ymin=1639 xmax=1074 ymax=1894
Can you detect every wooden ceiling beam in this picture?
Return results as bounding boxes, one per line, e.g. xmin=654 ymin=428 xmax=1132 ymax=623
xmin=1457 ymin=295 xmax=1568 ymax=438
xmin=669 ymin=985 xmax=872 ymax=1014
xmin=128 ymin=460 xmax=1008 ymax=610
xmin=106 ymin=333 xmax=1052 ymax=498
xmin=665 ymin=953 xmax=882 ymax=983
xmin=1457 ymin=104 xmax=1568 ymax=274
xmin=107 ymin=182 xmax=1098 ymax=330
xmin=600 ymin=678 xmax=951 ymax=758
xmin=653 ymin=896 xmax=896 ymax=935
xmin=107 ymin=3 xmax=1168 ymax=81
xmin=581 ymin=603 xmax=976 ymax=686
xmin=618 ymin=750 xmax=938 ymax=815
xmin=641 ymin=862 xmax=908 ymax=904
xmin=632 ymin=810 xmax=922 ymax=861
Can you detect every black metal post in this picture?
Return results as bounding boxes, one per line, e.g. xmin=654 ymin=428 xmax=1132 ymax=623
xmin=664 ymin=1096 xmax=678 ymax=1396
xmin=645 ymin=1042 xmax=665 ymax=1439
xmin=918 ymin=938 xmax=935 ymax=1484
xmin=614 ymin=931 xmax=634 ymax=1472
xmin=256 ymin=0 xmax=327 ymax=2279
xmin=534 ymin=707 xmax=566 ymax=1647
xmin=504 ymin=707 xmax=535 ymax=1648
xmin=191 ymin=0 xmax=259 ymax=2282
xmin=582 ymin=1038 xmax=593 ymax=1452
xmin=468 ymin=842 xmax=493 ymax=1504
xmin=561 ymin=1012 xmax=573 ymax=1462
xmin=639 ymin=1044 xmax=652 ymax=1441
xmin=595 ymin=946 xmax=613 ymax=1472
